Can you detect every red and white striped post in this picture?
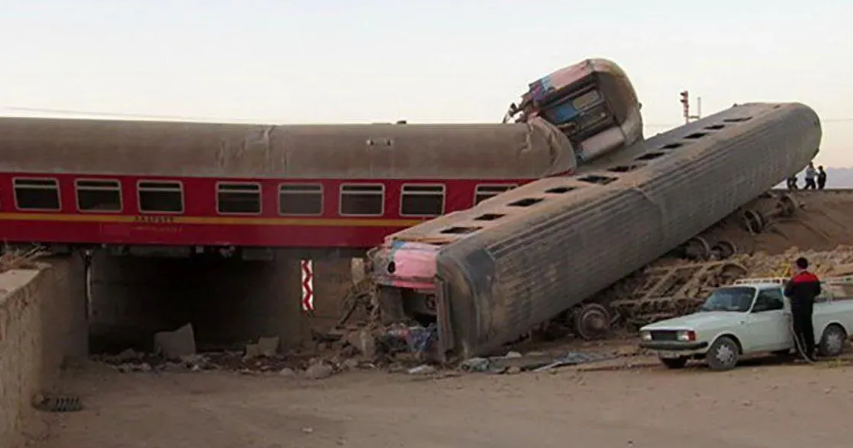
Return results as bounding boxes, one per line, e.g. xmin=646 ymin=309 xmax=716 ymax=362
xmin=300 ymin=259 xmax=314 ymax=315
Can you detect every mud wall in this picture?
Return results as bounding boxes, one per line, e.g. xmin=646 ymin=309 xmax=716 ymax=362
xmin=88 ymin=252 xmax=355 ymax=351
xmin=0 ymin=258 xmax=88 ymax=448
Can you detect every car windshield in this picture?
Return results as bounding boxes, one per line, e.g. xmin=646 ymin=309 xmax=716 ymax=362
xmin=698 ymin=286 xmax=756 ymax=312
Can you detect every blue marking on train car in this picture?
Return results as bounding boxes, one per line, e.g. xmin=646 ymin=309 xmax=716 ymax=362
xmin=544 ymin=102 xmax=580 ymax=124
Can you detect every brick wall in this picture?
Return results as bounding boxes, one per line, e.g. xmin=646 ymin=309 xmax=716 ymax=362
xmin=0 ymin=257 xmax=88 ymax=448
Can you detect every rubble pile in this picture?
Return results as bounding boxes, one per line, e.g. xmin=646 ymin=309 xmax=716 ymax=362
xmin=93 ymin=322 xmax=446 ymax=380
xmin=735 ymin=245 xmax=853 ymax=278
xmin=596 ymin=245 xmax=853 ymax=330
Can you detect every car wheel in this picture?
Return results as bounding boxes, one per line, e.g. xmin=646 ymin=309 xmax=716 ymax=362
xmin=818 ymin=324 xmax=847 ymax=357
xmin=659 ymin=357 xmax=688 ymax=369
xmin=706 ymin=336 xmax=739 ymax=371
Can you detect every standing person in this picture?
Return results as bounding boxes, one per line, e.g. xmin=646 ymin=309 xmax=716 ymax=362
xmin=803 ymin=162 xmax=817 ymax=189
xmin=783 ymin=257 xmax=821 ymax=361
xmin=817 ymin=166 xmax=827 ymax=190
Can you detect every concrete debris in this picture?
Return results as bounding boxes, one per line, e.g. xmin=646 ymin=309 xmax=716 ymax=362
xmin=305 ymin=361 xmax=334 ymax=380
xmin=113 ymin=348 xmax=141 ymax=363
xmin=257 ymin=336 xmax=280 ymax=357
xmin=243 ymin=336 xmax=281 ymax=360
xmin=459 ymin=351 xmax=609 ymax=374
xmin=459 ymin=357 xmax=490 ymax=372
xmin=154 ymin=323 xmax=197 ymax=360
xmin=342 ymin=358 xmax=360 ymax=370
xmin=345 ymin=329 xmax=377 ymax=358
xmin=243 ymin=344 xmax=261 ymax=360
xmin=278 ymin=367 xmax=297 ymax=377
xmin=407 ymin=364 xmax=436 ymax=375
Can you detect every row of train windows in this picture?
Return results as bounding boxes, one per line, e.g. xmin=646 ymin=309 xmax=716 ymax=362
xmin=6 ymin=179 xmax=516 ymax=217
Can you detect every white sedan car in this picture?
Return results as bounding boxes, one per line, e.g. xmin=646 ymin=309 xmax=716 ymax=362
xmin=638 ymin=278 xmax=853 ymax=371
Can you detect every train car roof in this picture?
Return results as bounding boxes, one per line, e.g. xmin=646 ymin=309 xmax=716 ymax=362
xmin=0 ymin=116 xmax=576 ymax=180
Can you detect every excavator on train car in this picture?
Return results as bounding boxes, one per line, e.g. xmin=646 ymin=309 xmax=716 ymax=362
xmin=367 ymin=58 xmax=822 ymax=361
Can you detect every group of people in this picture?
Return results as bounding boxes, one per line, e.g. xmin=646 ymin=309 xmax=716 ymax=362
xmin=786 ymin=162 xmax=827 ymax=190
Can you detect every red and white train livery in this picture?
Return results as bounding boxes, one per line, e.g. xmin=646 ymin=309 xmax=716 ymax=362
xmin=0 ymin=58 xmax=642 ymax=254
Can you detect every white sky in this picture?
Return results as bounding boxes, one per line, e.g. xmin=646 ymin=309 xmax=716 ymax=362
xmin=2 ymin=0 xmax=852 ymax=166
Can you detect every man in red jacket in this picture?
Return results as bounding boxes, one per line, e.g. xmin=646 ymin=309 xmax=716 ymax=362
xmin=783 ymin=257 xmax=822 ymax=361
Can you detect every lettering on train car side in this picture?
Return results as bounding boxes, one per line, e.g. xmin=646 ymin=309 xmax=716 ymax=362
xmin=133 ymin=215 xmax=176 ymax=224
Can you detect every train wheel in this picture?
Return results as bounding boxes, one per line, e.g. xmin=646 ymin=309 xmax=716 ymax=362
xmin=574 ymin=303 xmax=611 ymax=340
xmin=683 ymin=237 xmax=712 ymax=261
xmin=711 ymin=240 xmax=737 ymax=259
xmin=743 ymin=210 xmax=765 ymax=233
xmin=778 ymin=194 xmax=798 ymax=217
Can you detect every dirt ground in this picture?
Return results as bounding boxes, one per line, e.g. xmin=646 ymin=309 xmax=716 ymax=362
xmin=715 ymin=190 xmax=853 ymax=256
xmin=25 ymin=354 xmax=853 ymax=448
xmin=24 ymin=190 xmax=853 ymax=448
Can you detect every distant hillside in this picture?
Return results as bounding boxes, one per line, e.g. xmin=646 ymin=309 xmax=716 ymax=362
xmin=823 ymin=168 xmax=853 ymax=188
xmin=774 ymin=167 xmax=853 ymax=189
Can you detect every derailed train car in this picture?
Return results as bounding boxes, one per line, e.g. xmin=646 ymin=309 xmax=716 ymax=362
xmin=0 ymin=58 xmax=641 ymax=252
xmin=506 ymin=58 xmax=644 ymax=163
xmin=369 ymin=103 xmax=822 ymax=360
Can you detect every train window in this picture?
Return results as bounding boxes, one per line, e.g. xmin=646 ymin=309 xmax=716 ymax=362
xmin=636 ymin=152 xmax=665 ymax=161
xmin=13 ymin=178 xmax=61 ymax=211
xmin=608 ymin=164 xmax=643 ymax=173
xmin=578 ymin=175 xmax=617 ymax=185
xmin=661 ymin=143 xmax=683 ymax=150
xmin=684 ymin=132 xmax=707 ymax=139
xmin=474 ymin=213 xmax=505 ymax=221
xmin=474 ymin=184 xmax=517 ymax=205
xmin=723 ymin=117 xmax=751 ymax=123
xmin=545 ymin=186 xmax=576 ymax=194
xmin=340 ymin=184 xmax=384 ymax=216
xmin=441 ymin=226 xmax=482 ymax=235
xmin=216 ymin=182 xmax=261 ymax=215
xmin=137 ymin=180 xmax=184 ymax=213
xmin=704 ymin=124 xmax=725 ymax=130
xmin=508 ymin=198 xmax=544 ymax=207
xmin=279 ymin=184 xmax=323 ymax=216
xmin=75 ymin=179 xmax=122 ymax=212
xmin=400 ymin=184 xmax=445 ymax=217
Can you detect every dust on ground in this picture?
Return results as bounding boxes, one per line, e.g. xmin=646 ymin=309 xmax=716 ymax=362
xmin=27 ymin=353 xmax=853 ymax=448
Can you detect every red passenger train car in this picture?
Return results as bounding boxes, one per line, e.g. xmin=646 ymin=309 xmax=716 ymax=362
xmin=0 ymin=58 xmax=642 ymax=256
xmin=0 ymin=118 xmax=573 ymax=253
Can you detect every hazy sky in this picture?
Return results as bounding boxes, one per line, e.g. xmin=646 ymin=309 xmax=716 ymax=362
xmin=1 ymin=0 xmax=851 ymax=166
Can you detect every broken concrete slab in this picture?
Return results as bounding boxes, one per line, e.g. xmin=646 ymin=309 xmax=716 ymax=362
xmin=257 ymin=336 xmax=280 ymax=357
xmin=154 ymin=323 xmax=196 ymax=360
xmin=345 ymin=329 xmax=377 ymax=358
xmin=305 ymin=362 xmax=334 ymax=380
xmin=243 ymin=344 xmax=261 ymax=360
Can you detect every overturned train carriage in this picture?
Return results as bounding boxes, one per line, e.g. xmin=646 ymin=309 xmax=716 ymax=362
xmin=370 ymin=102 xmax=821 ymax=360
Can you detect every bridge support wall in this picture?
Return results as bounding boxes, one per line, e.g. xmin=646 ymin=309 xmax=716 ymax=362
xmin=0 ymin=257 xmax=87 ymax=448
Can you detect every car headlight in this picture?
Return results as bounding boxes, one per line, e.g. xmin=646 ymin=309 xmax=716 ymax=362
xmin=676 ymin=330 xmax=697 ymax=342
xmin=640 ymin=330 xmax=652 ymax=341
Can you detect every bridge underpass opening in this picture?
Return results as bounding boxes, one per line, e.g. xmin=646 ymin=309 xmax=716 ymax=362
xmin=86 ymin=251 xmax=358 ymax=354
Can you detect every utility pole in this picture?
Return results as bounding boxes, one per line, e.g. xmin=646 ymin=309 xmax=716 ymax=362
xmin=679 ymin=90 xmax=702 ymax=123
